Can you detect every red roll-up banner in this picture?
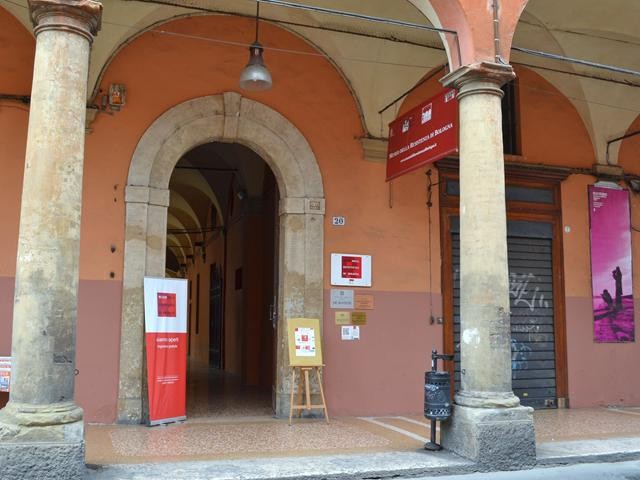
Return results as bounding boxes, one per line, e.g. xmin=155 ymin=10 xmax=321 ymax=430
xmin=144 ymin=277 xmax=188 ymax=425
xmin=386 ymin=88 xmax=458 ymax=181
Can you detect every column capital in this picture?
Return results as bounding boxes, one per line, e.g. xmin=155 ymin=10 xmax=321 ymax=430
xmin=441 ymin=62 xmax=515 ymax=100
xmin=29 ymin=0 xmax=102 ymax=42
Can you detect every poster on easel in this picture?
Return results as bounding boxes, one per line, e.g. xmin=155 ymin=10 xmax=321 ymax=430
xmin=287 ymin=318 xmax=323 ymax=367
xmin=144 ymin=277 xmax=188 ymax=425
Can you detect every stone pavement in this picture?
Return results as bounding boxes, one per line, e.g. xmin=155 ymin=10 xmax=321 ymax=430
xmin=86 ymin=436 xmax=640 ymax=479
xmin=83 ymin=407 xmax=640 ymax=479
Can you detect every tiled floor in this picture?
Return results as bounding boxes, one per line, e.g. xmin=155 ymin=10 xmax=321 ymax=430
xmin=185 ymin=362 xmax=272 ymax=419
xmin=535 ymin=406 xmax=640 ymax=442
xmin=85 ymin=362 xmax=640 ymax=466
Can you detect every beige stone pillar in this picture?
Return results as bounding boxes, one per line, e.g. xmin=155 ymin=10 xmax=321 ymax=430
xmin=274 ymin=197 xmax=324 ymax=417
xmin=117 ymin=186 xmax=169 ymax=424
xmin=0 ymin=1 xmax=101 ymax=477
xmin=439 ymin=62 xmax=535 ymax=469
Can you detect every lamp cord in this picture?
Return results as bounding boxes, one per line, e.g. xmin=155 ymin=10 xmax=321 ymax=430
xmin=255 ymin=1 xmax=260 ymax=42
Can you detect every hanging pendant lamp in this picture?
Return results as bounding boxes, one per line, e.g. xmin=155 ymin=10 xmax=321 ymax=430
xmin=239 ymin=1 xmax=273 ymax=91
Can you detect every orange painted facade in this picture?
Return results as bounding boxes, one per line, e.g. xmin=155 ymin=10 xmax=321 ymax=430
xmin=2 ymin=1 xmax=640 ymax=425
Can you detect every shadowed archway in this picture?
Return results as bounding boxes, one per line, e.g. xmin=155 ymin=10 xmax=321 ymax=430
xmin=117 ymin=92 xmax=325 ymax=423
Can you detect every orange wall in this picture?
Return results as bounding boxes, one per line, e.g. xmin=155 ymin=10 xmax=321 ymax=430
xmin=0 ymin=6 xmax=32 ymax=279
xmin=561 ymin=175 xmax=640 ymax=406
xmin=0 ymin=7 xmax=34 ymax=95
xmin=224 ymin=220 xmax=244 ymax=376
xmin=185 ymin=233 xmax=225 ymax=364
xmin=516 ymin=66 xmax=596 ymax=168
xmin=85 ymin=14 xmax=444 ymax=418
xmin=619 ymin=115 xmax=640 ymax=176
xmin=1 ymin=7 xmax=638 ymax=421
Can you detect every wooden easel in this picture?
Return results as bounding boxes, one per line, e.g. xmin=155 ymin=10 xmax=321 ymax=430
xmin=288 ymin=365 xmax=329 ymax=425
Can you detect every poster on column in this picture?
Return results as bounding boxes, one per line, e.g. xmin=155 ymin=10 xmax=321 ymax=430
xmin=589 ymin=185 xmax=635 ymax=343
xmin=0 ymin=357 xmax=11 ymax=393
xmin=144 ymin=277 xmax=188 ymax=425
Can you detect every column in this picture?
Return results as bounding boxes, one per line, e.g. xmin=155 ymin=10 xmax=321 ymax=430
xmin=273 ymin=197 xmax=324 ymax=417
xmin=275 ymin=198 xmax=306 ymax=417
xmin=0 ymin=1 xmax=101 ymax=478
xmin=118 ymin=186 xmax=169 ymax=424
xmin=439 ymin=62 xmax=536 ymax=468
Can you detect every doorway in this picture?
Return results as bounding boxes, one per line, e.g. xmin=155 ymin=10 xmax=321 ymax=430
xmin=166 ymin=141 xmax=278 ymax=418
xmin=438 ymin=160 xmax=569 ymax=409
xmin=118 ymin=93 xmax=325 ymax=423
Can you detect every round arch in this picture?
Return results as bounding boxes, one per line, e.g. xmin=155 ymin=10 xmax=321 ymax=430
xmin=117 ymin=92 xmax=326 ymax=423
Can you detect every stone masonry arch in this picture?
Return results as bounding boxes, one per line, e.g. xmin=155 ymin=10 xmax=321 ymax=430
xmin=117 ymin=92 xmax=325 ymax=423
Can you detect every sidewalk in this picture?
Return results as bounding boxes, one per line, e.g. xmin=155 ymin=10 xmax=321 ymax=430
xmin=85 ymin=407 xmax=640 ymax=479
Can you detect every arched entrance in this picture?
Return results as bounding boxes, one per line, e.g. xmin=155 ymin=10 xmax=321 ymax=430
xmin=116 ymin=93 xmax=325 ymax=423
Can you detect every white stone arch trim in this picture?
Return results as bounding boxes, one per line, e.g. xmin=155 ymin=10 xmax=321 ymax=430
xmin=128 ymin=93 xmax=323 ymax=198
xmin=117 ymin=92 xmax=325 ymax=423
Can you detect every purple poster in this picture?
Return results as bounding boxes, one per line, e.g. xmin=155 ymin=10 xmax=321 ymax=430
xmin=589 ymin=185 xmax=635 ymax=343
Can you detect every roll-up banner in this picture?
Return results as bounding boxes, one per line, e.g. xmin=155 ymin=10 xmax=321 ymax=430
xmin=144 ymin=277 xmax=188 ymax=425
xmin=589 ymin=185 xmax=635 ymax=343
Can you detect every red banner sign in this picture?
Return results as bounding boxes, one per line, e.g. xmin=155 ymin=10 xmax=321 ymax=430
xmin=144 ymin=278 xmax=188 ymax=425
xmin=386 ymin=88 xmax=458 ymax=181
xmin=341 ymin=256 xmax=362 ymax=279
xmin=157 ymin=292 xmax=177 ymax=317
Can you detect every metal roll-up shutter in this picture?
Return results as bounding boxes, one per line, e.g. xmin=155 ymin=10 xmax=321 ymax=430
xmin=451 ymin=219 xmax=557 ymax=409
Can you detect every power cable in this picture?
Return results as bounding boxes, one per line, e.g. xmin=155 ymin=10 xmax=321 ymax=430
xmin=4 ymin=0 xmax=640 ymax=115
xmin=152 ymin=29 xmax=439 ymax=69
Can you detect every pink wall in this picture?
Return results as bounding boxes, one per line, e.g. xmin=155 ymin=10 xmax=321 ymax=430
xmin=0 ymin=277 xmax=14 ymax=409
xmin=75 ymin=280 xmax=122 ymax=423
xmin=562 ymin=175 xmax=640 ymax=407
xmin=324 ymin=291 xmax=443 ymax=415
xmin=565 ymin=297 xmax=640 ymax=406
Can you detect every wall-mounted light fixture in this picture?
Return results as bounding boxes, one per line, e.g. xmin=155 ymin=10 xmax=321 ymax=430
xmin=239 ymin=1 xmax=272 ymax=91
xmin=108 ymin=84 xmax=126 ymax=110
xmin=195 ymin=241 xmax=206 ymax=263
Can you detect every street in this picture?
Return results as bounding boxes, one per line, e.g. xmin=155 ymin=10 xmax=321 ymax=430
xmin=412 ymin=460 xmax=640 ymax=480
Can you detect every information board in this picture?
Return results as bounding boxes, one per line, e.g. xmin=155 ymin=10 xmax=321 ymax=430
xmin=330 ymin=288 xmax=354 ymax=308
xmin=287 ymin=318 xmax=323 ymax=367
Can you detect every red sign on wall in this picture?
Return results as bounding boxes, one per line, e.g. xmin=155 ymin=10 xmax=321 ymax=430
xmin=386 ymin=88 xmax=458 ymax=181
xmin=157 ymin=292 xmax=177 ymax=318
xmin=341 ymin=256 xmax=362 ymax=279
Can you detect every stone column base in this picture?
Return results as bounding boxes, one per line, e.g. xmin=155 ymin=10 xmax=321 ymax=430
xmin=440 ymin=404 xmax=536 ymax=470
xmin=0 ymin=441 xmax=85 ymax=480
xmin=0 ymin=402 xmax=83 ymax=442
